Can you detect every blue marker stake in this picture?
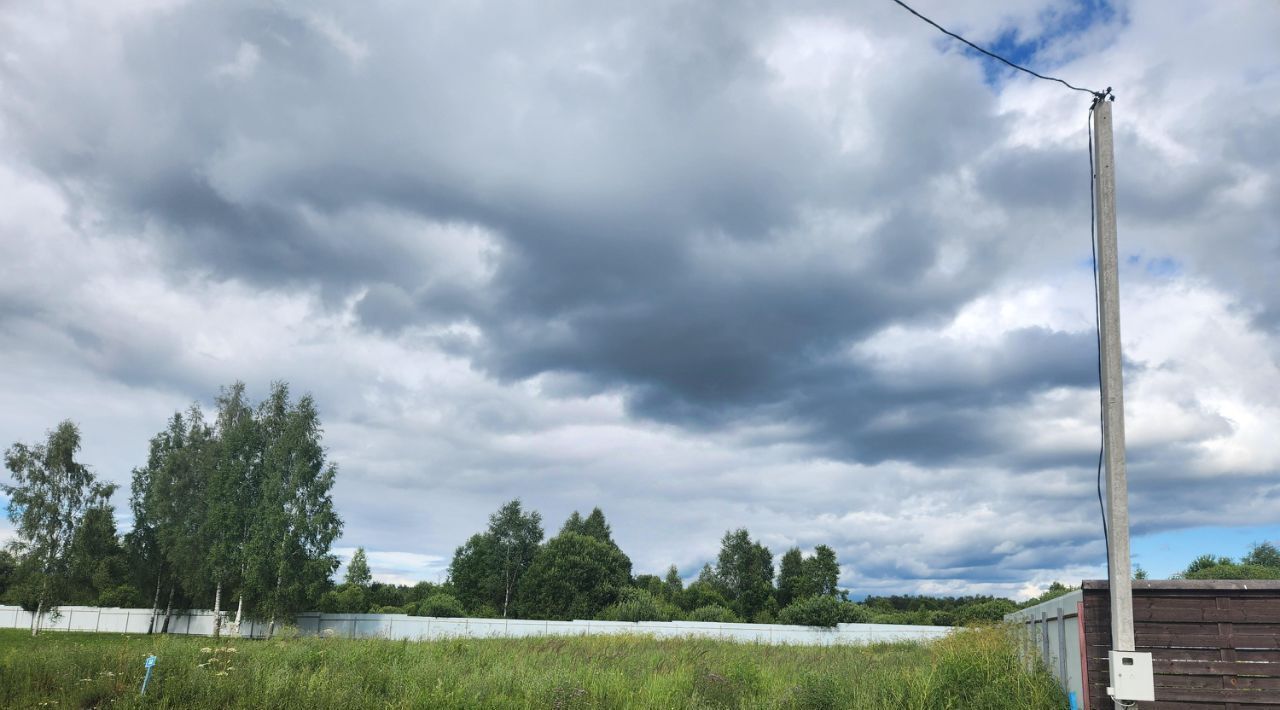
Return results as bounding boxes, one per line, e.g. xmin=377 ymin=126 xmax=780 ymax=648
xmin=141 ymin=655 xmax=156 ymax=695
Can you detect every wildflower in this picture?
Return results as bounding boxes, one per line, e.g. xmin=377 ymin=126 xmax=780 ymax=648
xmin=200 ymin=647 xmax=212 ymax=653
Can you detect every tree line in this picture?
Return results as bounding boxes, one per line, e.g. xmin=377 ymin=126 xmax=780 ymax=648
xmin=1 ymin=382 xmax=341 ymax=636
xmin=317 ymin=499 xmax=1023 ymax=627
xmin=3 ymin=384 xmax=1082 ymax=632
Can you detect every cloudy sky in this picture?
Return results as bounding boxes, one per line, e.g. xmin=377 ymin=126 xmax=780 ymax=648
xmin=1 ymin=0 xmax=1277 ymax=600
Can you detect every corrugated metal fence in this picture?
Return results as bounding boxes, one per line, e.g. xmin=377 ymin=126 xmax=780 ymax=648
xmin=1005 ymin=589 xmax=1086 ymax=707
xmin=0 ymin=605 xmax=952 ymax=646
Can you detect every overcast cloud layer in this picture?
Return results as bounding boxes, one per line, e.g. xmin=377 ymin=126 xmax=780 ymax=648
xmin=2 ymin=0 xmax=1278 ymax=598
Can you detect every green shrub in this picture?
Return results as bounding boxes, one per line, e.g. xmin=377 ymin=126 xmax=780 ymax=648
xmin=597 ymin=588 xmax=682 ymax=622
xmin=837 ymin=603 xmax=871 ymax=624
xmin=687 ymin=605 xmax=740 ymax=623
xmin=778 ymin=596 xmax=843 ymax=627
xmin=416 ymin=593 xmax=465 ymax=618
xmin=318 ymin=584 xmax=368 ymax=613
xmin=96 ymin=584 xmax=145 ymax=608
xmin=1185 ymin=563 xmax=1280 ymax=580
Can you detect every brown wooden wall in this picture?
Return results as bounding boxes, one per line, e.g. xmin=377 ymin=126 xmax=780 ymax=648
xmin=1082 ymin=580 xmax=1280 ymax=708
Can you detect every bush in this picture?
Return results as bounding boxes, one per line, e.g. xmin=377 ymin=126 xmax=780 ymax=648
xmin=1185 ymin=563 xmax=1280 ymax=580
xmin=778 ymin=596 xmax=844 ymax=627
xmin=318 ymin=584 xmax=368 ymax=613
xmin=96 ymin=584 xmax=145 ymax=608
xmin=597 ymin=588 xmax=682 ymax=622
xmin=416 ymin=593 xmax=466 ymax=618
xmin=372 ymin=604 xmax=409 ymax=614
xmin=837 ymin=603 xmax=871 ymax=624
xmin=687 ymin=605 xmax=740 ymax=623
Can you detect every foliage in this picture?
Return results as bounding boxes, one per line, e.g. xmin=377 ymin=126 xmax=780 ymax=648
xmin=596 ymin=588 xmax=683 ymax=622
xmin=240 ymin=385 xmax=343 ymax=631
xmin=344 ymin=548 xmax=372 ymax=588
xmin=0 ymin=549 xmax=15 ymax=597
xmin=204 ymin=383 xmax=261 ymax=624
xmin=687 ymin=604 xmax=741 ymax=623
xmin=449 ymin=499 xmax=543 ymax=618
xmin=317 ymin=585 xmax=367 ymax=614
xmin=1184 ymin=554 xmax=1234 ymax=576
xmin=2 ymin=420 xmax=110 ymax=622
xmin=677 ymin=578 xmax=732 ymax=613
xmin=778 ymin=595 xmax=845 ymax=627
xmin=517 ymin=531 xmax=631 ymax=620
xmin=0 ymin=627 xmax=1065 ymax=709
xmin=416 ymin=593 xmax=465 ymax=618
xmin=1244 ymin=542 xmax=1280 ymax=568
xmin=713 ymin=529 xmax=775 ymax=622
xmin=1177 ymin=544 xmax=1280 ymax=580
xmin=776 ymin=548 xmax=805 ymax=608
xmin=1184 ymin=563 xmax=1280 ymax=580
xmin=63 ymin=488 xmax=135 ymax=606
xmin=663 ymin=565 xmax=683 ymax=600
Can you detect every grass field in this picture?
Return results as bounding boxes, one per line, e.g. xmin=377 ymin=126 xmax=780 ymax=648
xmin=0 ymin=626 xmax=1065 ymax=709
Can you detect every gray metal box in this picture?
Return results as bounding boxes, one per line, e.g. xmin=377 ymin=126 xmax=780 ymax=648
xmin=1107 ymin=651 xmax=1155 ymax=702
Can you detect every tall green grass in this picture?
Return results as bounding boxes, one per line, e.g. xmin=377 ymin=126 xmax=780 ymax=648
xmin=0 ymin=625 xmax=1064 ymax=708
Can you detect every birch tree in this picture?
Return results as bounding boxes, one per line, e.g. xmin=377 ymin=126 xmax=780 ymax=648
xmin=204 ymin=382 xmax=259 ymax=637
xmin=242 ymin=384 xmax=342 ymax=637
xmin=3 ymin=421 xmax=98 ymax=635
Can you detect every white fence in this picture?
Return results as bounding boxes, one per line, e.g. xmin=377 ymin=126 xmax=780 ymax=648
xmin=1004 ymin=590 xmax=1084 ymax=708
xmin=0 ymin=605 xmax=952 ymax=646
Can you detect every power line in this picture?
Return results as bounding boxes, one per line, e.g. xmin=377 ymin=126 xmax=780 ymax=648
xmin=887 ymin=0 xmax=1101 ymax=96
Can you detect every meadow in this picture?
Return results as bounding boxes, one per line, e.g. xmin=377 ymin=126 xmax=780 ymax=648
xmin=0 ymin=625 xmax=1064 ymax=709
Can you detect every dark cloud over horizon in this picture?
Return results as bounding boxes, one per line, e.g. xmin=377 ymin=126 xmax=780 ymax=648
xmin=1 ymin=0 xmax=1278 ymax=597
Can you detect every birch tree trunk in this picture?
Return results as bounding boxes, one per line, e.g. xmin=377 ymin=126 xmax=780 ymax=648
xmin=31 ymin=598 xmax=43 ymax=637
xmin=148 ymin=575 xmax=162 ymax=634
xmin=213 ymin=580 xmax=223 ymax=639
xmin=162 ymin=585 xmax=175 ymax=633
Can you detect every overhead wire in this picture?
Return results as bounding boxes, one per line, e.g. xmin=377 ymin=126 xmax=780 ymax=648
xmin=887 ymin=0 xmax=1117 ymax=584
xmin=886 ymin=0 xmax=1102 ymax=96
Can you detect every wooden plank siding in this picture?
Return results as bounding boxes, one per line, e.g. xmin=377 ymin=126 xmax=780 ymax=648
xmin=1082 ymin=580 xmax=1280 ymax=709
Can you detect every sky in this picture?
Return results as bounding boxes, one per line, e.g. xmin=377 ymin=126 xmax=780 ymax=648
xmin=1 ymin=0 xmax=1278 ymax=601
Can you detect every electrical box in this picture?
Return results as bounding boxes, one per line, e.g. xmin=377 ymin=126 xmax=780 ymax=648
xmin=1107 ymin=651 xmax=1155 ymax=702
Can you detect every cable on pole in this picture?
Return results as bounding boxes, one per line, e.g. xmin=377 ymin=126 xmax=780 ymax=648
xmin=887 ymin=0 xmax=1103 ymax=96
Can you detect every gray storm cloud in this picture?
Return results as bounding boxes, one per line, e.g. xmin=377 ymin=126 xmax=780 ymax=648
xmin=1 ymin=0 xmax=1278 ymax=598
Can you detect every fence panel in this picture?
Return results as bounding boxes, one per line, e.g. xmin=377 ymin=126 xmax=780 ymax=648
xmin=1081 ymin=580 xmax=1280 ymax=709
xmin=0 ymin=604 xmax=952 ymax=646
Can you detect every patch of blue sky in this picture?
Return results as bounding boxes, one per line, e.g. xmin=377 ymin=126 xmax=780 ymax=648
xmin=960 ymin=0 xmax=1118 ymax=91
xmin=1143 ymin=256 xmax=1181 ymax=277
xmin=1131 ymin=524 xmax=1280 ymax=579
xmin=1118 ymin=253 xmax=1182 ymax=278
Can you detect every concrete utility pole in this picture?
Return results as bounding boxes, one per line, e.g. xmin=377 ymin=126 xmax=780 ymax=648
xmin=1093 ymin=98 xmax=1144 ymax=707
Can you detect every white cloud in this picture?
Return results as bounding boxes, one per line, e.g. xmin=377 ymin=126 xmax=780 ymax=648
xmin=212 ymin=41 xmax=259 ymax=81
